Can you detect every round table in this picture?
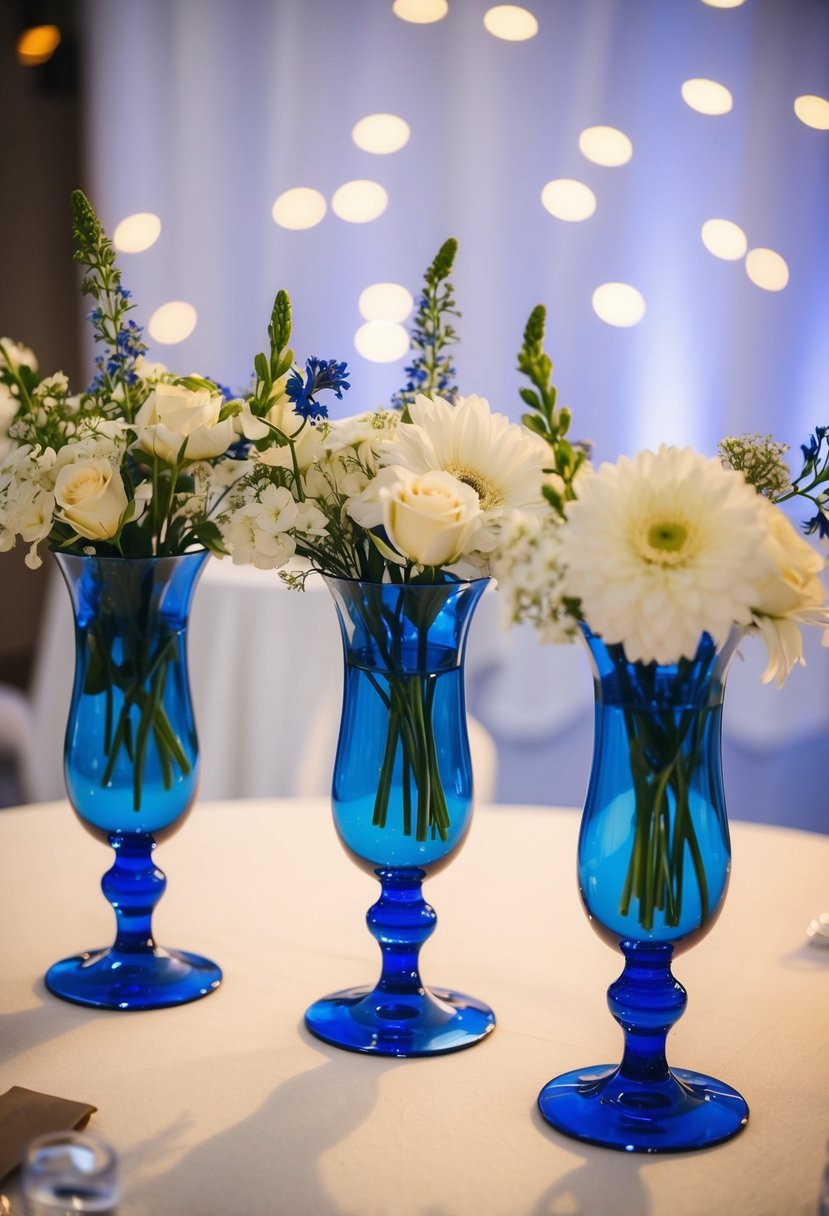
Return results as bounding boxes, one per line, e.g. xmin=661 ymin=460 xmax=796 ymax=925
xmin=1 ymin=799 xmax=827 ymax=1215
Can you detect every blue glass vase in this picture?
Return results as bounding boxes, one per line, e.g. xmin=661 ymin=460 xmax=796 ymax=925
xmin=304 ymin=576 xmax=496 ymax=1056
xmin=538 ymin=627 xmax=749 ymax=1152
xmin=44 ymin=552 xmax=222 ymax=1010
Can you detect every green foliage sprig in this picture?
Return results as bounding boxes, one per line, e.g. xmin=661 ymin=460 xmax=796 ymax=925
xmin=517 ymin=305 xmax=589 ymax=516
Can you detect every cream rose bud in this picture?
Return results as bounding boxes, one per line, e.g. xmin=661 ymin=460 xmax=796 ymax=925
xmin=54 ymin=458 xmax=129 ymax=541
xmin=380 ymin=470 xmax=481 ymax=567
xmin=134 ymin=383 xmax=234 ymax=463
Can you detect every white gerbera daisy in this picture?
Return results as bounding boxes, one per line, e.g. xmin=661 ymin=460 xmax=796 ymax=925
xmin=379 ymin=393 xmax=548 ymax=552
xmin=560 ymin=445 xmax=773 ymax=665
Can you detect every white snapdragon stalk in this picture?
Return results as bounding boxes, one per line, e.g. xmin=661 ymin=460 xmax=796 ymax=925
xmin=223 ymin=482 xmax=328 ymax=570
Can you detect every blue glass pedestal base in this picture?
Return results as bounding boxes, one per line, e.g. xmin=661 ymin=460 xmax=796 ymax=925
xmin=305 ymin=984 xmax=495 ymax=1057
xmin=538 ymin=1064 xmax=749 ymax=1153
xmin=45 ymin=947 xmax=222 ymax=1011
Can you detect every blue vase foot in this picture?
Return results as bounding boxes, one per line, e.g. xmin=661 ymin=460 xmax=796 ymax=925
xmin=45 ymin=947 xmax=222 ymax=1011
xmin=537 ymin=1064 xmax=749 ymax=1153
xmin=304 ymin=984 xmax=496 ymax=1057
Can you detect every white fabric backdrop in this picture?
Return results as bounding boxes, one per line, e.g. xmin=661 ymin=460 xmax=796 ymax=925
xmin=59 ymin=0 xmax=829 ymax=818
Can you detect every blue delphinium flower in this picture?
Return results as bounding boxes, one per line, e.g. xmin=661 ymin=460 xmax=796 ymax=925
xmin=287 ymin=357 xmax=350 ymax=421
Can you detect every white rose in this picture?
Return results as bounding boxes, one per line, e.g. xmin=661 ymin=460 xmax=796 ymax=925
xmin=54 ymin=458 xmax=129 ymax=541
xmin=134 ymin=383 xmax=234 ymax=463
xmin=380 ymin=469 xmax=481 ymax=567
xmin=750 ymin=499 xmax=829 ymax=685
xmin=753 ymin=500 xmax=825 ymax=617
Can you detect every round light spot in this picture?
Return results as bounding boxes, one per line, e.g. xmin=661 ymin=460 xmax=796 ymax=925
xmin=794 ymin=95 xmax=829 ymax=131
xmin=578 ymin=125 xmax=633 ymax=167
xmin=392 ymin=0 xmax=448 ymax=23
xmin=701 ymin=218 xmax=747 ymax=261
xmin=354 ymin=321 xmax=410 ymax=363
xmin=332 ymin=180 xmax=388 ymax=223
xmin=541 ymin=179 xmax=596 ymax=222
xmin=359 ymin=283 xmax=414 ymax=323
xmin=681 ymin=78 xmax=733 ymax=116
xmin=16 ymin=24 xmax=61 ymax=65
xmin=352 ymin=114 xmax=411 ymax=155
xmin=699 ymin=0 xmax=746 ymax=7
xmin=272 ymin=187 xmax=327 ymax=231
xmin=148 ymin=301 xmax=197 ymax=345
xmin=483 ymin=5 xmax=539 ymax=40
xmin=745 ymin=248 xmax=789 ymax=292
xmin=113 ymin=212 xmax=162 ymax=254
xmin=592 ymin=283 xmax=646 ymax=327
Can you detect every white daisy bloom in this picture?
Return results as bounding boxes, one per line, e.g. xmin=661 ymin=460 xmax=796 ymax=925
xmin=560 ymin=445 xmax=773 ymax=665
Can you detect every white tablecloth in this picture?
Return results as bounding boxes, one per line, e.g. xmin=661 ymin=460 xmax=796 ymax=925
xmin=1 ymin=799 xmax=827 ymax=1215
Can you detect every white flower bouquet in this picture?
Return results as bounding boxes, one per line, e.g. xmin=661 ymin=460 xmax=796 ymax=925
xmin=493 ymin=308 xmax=829 ymax=930
xmin=220 ymin=241 xmax=552 ymax=838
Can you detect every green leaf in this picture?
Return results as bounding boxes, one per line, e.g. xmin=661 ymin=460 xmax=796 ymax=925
xmin=253 ymin=352 xmax=270 ymax=386
xmin=189 ymin=520 xmax=229 ymax=555
xmin=519 ymin=387 xmax=542 ymax=411
xmin=521 ymin=413 xmax=548 ymax=437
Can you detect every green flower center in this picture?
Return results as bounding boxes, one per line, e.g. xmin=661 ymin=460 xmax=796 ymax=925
xmin=646 ymin=520 xmax=689 ymax=560
xmin=445 ymin=463 xmax=502 ymax=510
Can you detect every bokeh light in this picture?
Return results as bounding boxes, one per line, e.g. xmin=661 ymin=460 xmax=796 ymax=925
xmin=541 ymin=179 xmax=596 ymax=221
xmin=483 ymin=5 xmax=539 ymax=40
xmin=578 ymin=125 xmax=633 ymax=167
xmin=794 ymin=95 xmax=829 ymax=130
xmin=392 ymin=0 xmax=448 ymax=23
xmin=113 ymin=212 xmax=162 ymax=254
xmin=148 ymin=302 xmax=197 ymax=344
xmin=745 ymin=248 xmax=789 ymax=292
xmin=681 ymin=78 xmax=733 ymax=115
xmin=592 ymin=283 xmax=646 ymax=327
xmin=699 ymin=0 xmax=746 ymax=7
xmin=352 ymin=114 xmax=411 ymax=154
xmin=16 ymin=24 xmax=61 ymax=66
xmin=359 ymin=283 xmax=415 ymax=323
xmin=355 ymin=321 xmax=410 ymax=362
xmin=701 ymin=218 xmax=747 ymax=261
xmin=271 ymin=188 xmax=327 ymax=230
xmin=332 ymin=181 xmax=389 ymax=223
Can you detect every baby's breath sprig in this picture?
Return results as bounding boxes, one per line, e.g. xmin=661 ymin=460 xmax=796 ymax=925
xmin=71 ymin=189 xmax=147 ymax=419
xmin=393 ymin=238 xmax=460 ymax=415
xmin=517 ymin=305 xmax=589 ymax=517
xmin=719 ymin=428 xmax=829 ymax=539
xmin=718 ymin=433 xmax=791 ymax=499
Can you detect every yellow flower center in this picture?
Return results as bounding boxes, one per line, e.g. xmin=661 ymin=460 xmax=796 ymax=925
xmin=445 ymin=463 xmax=503 ymax=511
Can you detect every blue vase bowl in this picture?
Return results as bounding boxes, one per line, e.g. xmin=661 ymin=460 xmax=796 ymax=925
xmin=537 ymin=628 xmax=749 ymax=1152
xmin=44 ymin=552 xmax=222 ymax=1011
xmin=304 ymin=577 xmax=495 ymax=1056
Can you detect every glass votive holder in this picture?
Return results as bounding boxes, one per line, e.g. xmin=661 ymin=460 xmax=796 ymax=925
xmin=22 ymin=1130 xmax=119 ymax=1215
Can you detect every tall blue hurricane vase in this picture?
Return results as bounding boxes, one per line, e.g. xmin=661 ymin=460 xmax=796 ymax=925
xmin=304 ymin=576 xmax=496 ymax=1056
xmin=537 ymin=626 xmax=749 ymax=1152
xmin=45 ymin=552 xmax=221 ymax=1010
